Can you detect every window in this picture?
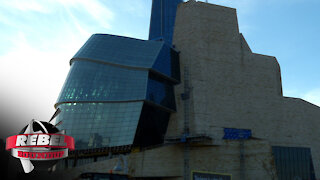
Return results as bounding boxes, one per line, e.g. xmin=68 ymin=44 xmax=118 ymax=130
xmin=272 ymin=146 xmax=315 ymax=180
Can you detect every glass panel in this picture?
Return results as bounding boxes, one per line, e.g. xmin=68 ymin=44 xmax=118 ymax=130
xmin=55 ymin=32 xmax=181 ymax=150
xmin=56 ymin=102 xmax=143 ymax=149
xmin=56 ymin=61 xmax=148 ymax=103
xmin=76 ymin=157 xmax=95 ymax=167
xmin=96 ymin=156 xmax=108 ymax=162
xmin=68 ymin=159 xmax=74 ymax=168
xmin=73 ymin=34 xmax=180 ymax=82
xmin=146 ymin=73 xmax=176 ymax=111
xmin=133 ymin=103 xmax=170 ymax=147
xmin=149 ymin=0 xmax=183 ymax=44
xmin=272 ymin=146 xmax=316 ymax=180
xmin=152 ymin=44 xmax=180 ymax=82
xmin=73 ymin=34 xmax=163 ymax=68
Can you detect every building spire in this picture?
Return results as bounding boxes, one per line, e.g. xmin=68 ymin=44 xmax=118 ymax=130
xmin=148 ymin=0 xmax=183 ymax=45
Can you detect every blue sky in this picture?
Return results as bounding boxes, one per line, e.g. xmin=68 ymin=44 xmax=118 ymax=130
xmin=0 ymin=0 xmax=319 ymax=136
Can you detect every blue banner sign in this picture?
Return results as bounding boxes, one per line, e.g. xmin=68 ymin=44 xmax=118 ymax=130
xmin=192 ymin=171 xmax=232 ymax=180
xmin=223 ymin=128 xmax=252 ymax=140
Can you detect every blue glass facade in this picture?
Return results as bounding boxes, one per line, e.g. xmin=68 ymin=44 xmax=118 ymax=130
xmin=55 ymin=102 xmax=143 ymax=149
xmin=149 ymin=0 xmax=183 ymax=44
xmin=72 ymin=34 xmax=180 ymax=82
xmin=56 ymin=61 xmax=148 ymax=103
xmin=55 ymin=34 xmax=180 ymax=150
xmin=152 ymin=43 xmax=180 ymax=81
xmin=272 ymin=146 xmax=316 ymax=180
xmin=146 ymin=73 xmax=176 ymax=110
xmin=73 ymin=35 xmax=162 ymax=68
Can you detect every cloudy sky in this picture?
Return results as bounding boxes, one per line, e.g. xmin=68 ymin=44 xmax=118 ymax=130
xmin=0 ymin=0 xmax=319 ymax=137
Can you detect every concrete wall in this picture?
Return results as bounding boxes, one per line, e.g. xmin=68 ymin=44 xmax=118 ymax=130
xmin=128 ymin=145 xmax=183 ymax=178
xmin=169 ymin=0 xmax=284 ymax=138
xmin=189 ymin=140 xmax=277 ymax=180
xmin=166 ymin=1 xmax=320 ymax=179
xmin=127 ymin=140 xmax=277 ymax=179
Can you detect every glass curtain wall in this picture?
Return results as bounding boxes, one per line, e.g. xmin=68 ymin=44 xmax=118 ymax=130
xmin=149 ymin=0 xmax=183 ymax=44
xmin=272 ymin=146 xmax=316 ymax=180
xmin=55 ymin=34 xmax=180 ymax=150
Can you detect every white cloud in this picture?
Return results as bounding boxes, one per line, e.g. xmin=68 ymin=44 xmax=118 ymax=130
xmin=0 ymin=32 xmax=69 ymax=115
xmin=302 ymin=88 xmax=320 ymax=107
xmin=56 ymin=0 xmax=114 ymax=30
xmin=0 ymin=29 xmax=86 ymax=130
xmin=284 ymin=88 xmax=320 ymax=107
xmin=120 ymin=0 xmax=150 ymax=17
xmin=0 ymin=0 xmax=50 ymax=13
xmin=0 ymin=0 xmax=114 ymax=31
xmin=0 ymin=0 xmax=120 ymax=132
xmin=283 ymin=88 xmax=300 ymax=98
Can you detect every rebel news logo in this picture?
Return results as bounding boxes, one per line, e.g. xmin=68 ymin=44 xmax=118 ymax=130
xmin=6 ymin=119 xmax=74 ymax=173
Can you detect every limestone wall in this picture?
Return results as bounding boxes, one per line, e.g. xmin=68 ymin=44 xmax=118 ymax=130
xmin=189 ymin=140 xmax=277 ymax=180
xmin=128 ymin=145 xmax=183 ymax=177
xmin=167 ymin=1 xmax=320 ymax=179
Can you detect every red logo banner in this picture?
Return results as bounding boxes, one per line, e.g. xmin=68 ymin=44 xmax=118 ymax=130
xmin=6 ymin=133 xmax=75 ymax=151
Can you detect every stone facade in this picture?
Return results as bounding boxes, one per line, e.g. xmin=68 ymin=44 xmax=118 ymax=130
xmin=167 ymin=1 xmax=320 ymax=179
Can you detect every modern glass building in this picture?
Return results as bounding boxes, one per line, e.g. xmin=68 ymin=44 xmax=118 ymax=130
xmin=52 ymin=1 xmax=320 ymax=179
xmin=54 ymin=2 xmax=182 ymax=170
xmin=55 ymin=34 xmax=180 ymax=150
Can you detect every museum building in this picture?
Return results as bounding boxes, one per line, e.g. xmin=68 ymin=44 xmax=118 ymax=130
xmin=53 ymin=1 xmax=320 ymax=180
